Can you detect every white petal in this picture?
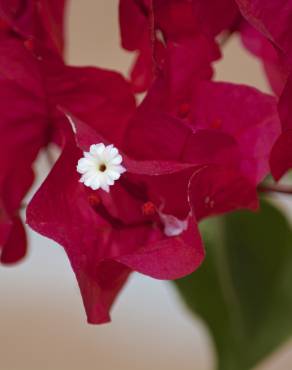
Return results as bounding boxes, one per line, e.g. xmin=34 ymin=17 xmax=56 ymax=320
xmin=111 ymin=154 xmax=123 ymax=165
xmin=116 ymin=165 xmax=126 ymax=174
xmin=84 ymin=174 xmax=96 ymax=187
xmin=84 ymin=151 xmax=92 ymax=159
xmin=101 ymin=183 xmax=110 ymax=192
xmin=106 ymin=170 xmax=120 ymax=180
xmin=90 ymin=177 xmax=101 ymax=190
xmin=103 ymin=145 xmax=116 ymax=161
xmin=105 ymin=175 xmax=114 ymax=185
xmin=77 ymin=158 xmax=93 ymax=173
xmin=109 ymin=147 xmax=118 ymax=158
xmin=90 ymin=143 xmax=105 ymax=156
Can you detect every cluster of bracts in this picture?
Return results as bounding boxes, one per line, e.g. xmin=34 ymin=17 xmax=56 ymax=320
xmin=0 ymin=0 xmax=291 ymax=324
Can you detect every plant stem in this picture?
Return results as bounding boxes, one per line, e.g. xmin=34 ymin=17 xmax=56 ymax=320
xmin=258 ymin=183 xmax=292 ymax=195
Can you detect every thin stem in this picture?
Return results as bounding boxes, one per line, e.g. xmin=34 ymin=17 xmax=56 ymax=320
xmin=258 ymin=183 xmax=292 ymax=195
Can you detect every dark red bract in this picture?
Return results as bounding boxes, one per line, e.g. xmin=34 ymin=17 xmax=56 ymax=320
xmin=270 ymin=75 xmax=292 ymax=179
xmin=235 ymin=0 xmax=292 ymax=179
xmin=119 ymin=0 xmax=232 ymax=92
xmin=0 ymin=0 xmax=68 ymax=263
xmin=0 ymin=0 xmax=67 ymax=54
xmin=0 ymin=13 xmax=135 ymax=264
xmin=240 ymin=21 xmax=289 ymax=96
xmin=27 ymin=113 xmax=205 ymax=323
xmin=236 ymin=0 xmax=292 ymax=63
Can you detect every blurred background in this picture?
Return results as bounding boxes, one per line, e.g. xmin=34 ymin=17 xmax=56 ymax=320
xmin=1 ymin=1 xmax=292 ymax=369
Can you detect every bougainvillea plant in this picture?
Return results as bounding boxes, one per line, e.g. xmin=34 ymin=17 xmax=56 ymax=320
xmin=1 ymin=1 xmax=292 ymax=369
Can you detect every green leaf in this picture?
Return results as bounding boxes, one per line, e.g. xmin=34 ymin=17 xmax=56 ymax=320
xmin=174 ymin=200 xmax=292 ymax=370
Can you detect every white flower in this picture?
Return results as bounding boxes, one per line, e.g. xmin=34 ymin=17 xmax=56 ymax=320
xmin=77 ymin=143 xmax=126 ymax=192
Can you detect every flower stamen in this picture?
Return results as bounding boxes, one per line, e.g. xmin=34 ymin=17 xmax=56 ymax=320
xmin=99 ymin=164 xmax=107 ymax=172
xmin=142 ymin=201 xmax=156 ymax=216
